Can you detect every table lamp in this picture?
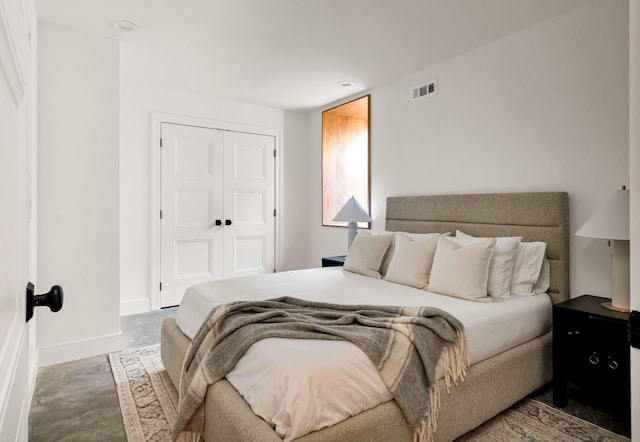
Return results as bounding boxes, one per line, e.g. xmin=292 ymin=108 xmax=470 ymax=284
xmin=333 ymin=196 xmax=372 ymax=250
xmin=575 ymin=186 xmax=630 ymax=312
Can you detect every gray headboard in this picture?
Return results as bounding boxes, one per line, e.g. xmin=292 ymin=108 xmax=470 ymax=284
xmin=385 ymin=192 xmax=569 ymax=304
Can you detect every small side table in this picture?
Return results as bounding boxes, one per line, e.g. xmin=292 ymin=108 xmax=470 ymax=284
xmin=322 ymin=255 xmax=346 ymax=267
xmin=552 ymin=295 xmax=630 ymax=416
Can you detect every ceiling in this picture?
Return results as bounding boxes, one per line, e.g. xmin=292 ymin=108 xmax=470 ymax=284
xmin=35 ymin=0 xmax=593 ymax=112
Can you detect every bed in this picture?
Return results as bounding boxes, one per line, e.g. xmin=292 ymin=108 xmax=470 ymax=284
xmin=161 ymin=192 xmax=569 ymax=442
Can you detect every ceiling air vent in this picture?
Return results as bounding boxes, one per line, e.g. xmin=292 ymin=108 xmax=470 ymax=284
xmin=412 ymin=80 xmax=437 ymax=100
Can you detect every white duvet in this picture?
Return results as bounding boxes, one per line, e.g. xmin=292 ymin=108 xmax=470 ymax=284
xmin=176 ymin=267 xmax=552 ymax=441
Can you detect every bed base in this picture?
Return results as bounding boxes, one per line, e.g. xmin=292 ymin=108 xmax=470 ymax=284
xmin=162 ymin=317 xmax=552 ymax=441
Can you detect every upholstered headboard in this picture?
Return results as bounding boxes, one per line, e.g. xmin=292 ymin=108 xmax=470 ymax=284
xmin=385 ymin=192 xmax=569 ymax=304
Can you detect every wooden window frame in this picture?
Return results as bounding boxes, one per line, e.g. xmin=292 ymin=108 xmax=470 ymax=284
xmin=322 ymin=95 xmax=371 ymax=228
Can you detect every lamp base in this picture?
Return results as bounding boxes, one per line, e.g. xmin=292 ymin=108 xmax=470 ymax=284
xmin=347 ymin=222 xmax=358 ymax=250
xmin=601 ymin=301 xmax=630 ymax=313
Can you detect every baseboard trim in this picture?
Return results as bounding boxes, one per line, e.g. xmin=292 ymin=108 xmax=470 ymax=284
xmin=38 ymin=332 xmax=123 ymax=367
xmin=120 ymin=298 xmax=151 ymax=316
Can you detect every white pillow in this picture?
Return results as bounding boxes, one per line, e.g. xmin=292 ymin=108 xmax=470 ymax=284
xmin=453 ymin=230 xmax=523 ymax=298
xmin=343 ymin=233 xmax=393 ymax=279
xmin=383 ymin=234 xmax=439 ymax=289
xmin=379 ymin=231 xmax=447 ymax=276
xmin=428 ymin=237 xmax=496 ymax=303
xmin=510 ymin=242 xmax=547 ymax=295
xmin=532 ymin=257 xmax=550 ymax=294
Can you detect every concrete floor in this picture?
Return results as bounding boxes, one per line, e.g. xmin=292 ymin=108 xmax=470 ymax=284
xmin=28 ymin=307 xmax=177 ymax=441
xmin=28 ymin=307 xmax=631 ymax=440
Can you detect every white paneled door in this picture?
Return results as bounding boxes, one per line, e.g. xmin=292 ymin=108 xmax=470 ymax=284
xmin=0 ymin=0 xmax=36 ymax=438
xmin=223 ymin=131 xmax=276 ymax=279
xmin=160 ymin=123 xmax=275 ymax=307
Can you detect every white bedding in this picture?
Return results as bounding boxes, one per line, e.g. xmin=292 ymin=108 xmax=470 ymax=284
xmin=175 ymin=267 xmax=552 ymax=441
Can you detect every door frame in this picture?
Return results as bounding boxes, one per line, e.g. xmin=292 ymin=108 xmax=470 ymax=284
xmin=150 ymin=113 xmax=281 ymax=311
xmin=629 ymin=0 xmax=639 ymax=438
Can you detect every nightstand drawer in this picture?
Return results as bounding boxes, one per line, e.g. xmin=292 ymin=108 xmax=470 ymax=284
xmin=562 ymin=340 xmax=629 ymax=386
xmin=557 ymin=311 xmax=627 ymax=344
xmin=555 ymin=309 xmax=629 ymax=377
xmin=552 ymin=295 xmax=630 ymax=413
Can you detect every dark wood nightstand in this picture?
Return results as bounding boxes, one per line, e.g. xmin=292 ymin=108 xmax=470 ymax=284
xmin=552 ymin=295 xmax=630 ymax=416
xmin=322 ymin=255 xmax=346 ymax=267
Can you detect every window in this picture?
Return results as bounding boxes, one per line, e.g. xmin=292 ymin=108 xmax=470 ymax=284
xmin=322 ymin=95 xmax=371 ymax=227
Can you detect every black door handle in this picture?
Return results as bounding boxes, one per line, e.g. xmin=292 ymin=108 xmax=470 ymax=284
xmin=225 ymin=219 xmax=232 ymax=226
xmin=26 ymin=282 xmax=64 ymax=322
xmin=215 ymin=219 xmax=222 ymax=226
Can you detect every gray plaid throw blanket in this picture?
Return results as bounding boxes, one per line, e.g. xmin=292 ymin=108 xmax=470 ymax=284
xmin=172 ymin=296 xmax=469 ymax=442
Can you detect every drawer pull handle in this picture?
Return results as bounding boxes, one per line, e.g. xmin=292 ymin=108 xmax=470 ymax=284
xmin=588 ymin=354 xmax=600 ymax=365
xmin=608 ymin=359 xmax=619 ymax=370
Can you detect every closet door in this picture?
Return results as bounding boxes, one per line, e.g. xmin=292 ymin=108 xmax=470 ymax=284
xmin=160 ymin=123 xmax=224 ymax=307
xmin=223 ymin=131 xmax=276 ymax=278
xmin=160 ymin=124 xmax=276 ymax=307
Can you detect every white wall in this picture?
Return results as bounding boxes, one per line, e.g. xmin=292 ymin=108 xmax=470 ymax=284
xmin=307 ymin=0 xmax=629 ymax=299
xmin=119 ymin=41 xmax=310 ymax=313
xmin=280 ymin=110 xmax=311 ymax=269
xmin=38 ymin=24 xmax=122 ymax=365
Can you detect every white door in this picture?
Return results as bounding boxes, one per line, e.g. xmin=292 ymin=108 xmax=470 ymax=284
xmin=0 ymin=0 xmax=36 ymax=438
xmin=0 ymin=71 xmax=32 ymax=441
xmin=223 ymin=131 xmax=276 ymax=278
xmin=161 ymin=123 xmax=224 ymax=307
xmin=160 ymin=124 xmax=276 ymax=307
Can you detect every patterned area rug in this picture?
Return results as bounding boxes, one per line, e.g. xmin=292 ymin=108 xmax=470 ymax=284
xmin=109 ymin=344 xmax=178 ymax=441
xmin=457 ymin=399 xmax=629 ymax=442
xmin=109 ymin=345 xmax=630 ymax=442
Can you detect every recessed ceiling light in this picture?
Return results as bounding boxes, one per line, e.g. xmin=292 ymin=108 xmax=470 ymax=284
xmin=110 ymin=20 xmax=139 ymax=33
xmin=337 ymin=81 xmax=354 ymax=87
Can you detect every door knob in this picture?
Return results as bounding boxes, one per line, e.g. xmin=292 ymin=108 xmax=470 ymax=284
xmin=215 ymin=219 xmax=222 ymax=226
xmin=225 ymin=219 xmax=232 ymax=226
xmin=26 ymin=282 xmax=64 ymax=322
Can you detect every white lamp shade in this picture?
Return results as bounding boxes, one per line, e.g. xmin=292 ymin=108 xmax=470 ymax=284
xmin=332 ymin=197 xmax=372 ymax=223
xmin=333 ymin=197 xmax=372 ymax=250
xmin=575 ymin=187 xmax=630 ymax=312
xmin=575 ymin=188 xmax=629 ymax=240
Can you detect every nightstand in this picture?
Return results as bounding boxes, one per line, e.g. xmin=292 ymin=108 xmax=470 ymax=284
xmin=322 ymin=255 xmax=346 ymax=267
xmin=552 ymin=295 xmax=630 ymax=415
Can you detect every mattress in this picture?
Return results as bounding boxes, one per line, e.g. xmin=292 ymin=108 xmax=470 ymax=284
xmin=175 ymin=267 xmax=552 ymax=441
